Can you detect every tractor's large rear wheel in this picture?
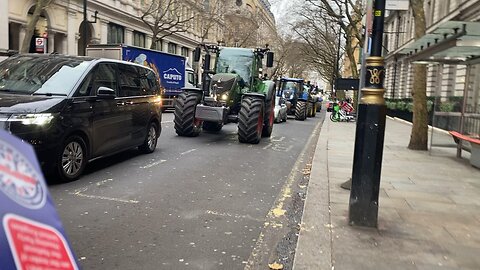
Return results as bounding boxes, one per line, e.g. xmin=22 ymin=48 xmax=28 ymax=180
xmin=174 ymin=92 xmax=202 ymax=137
xmin=238 ymin=96 xmax=264 ymax=144
xmin=295 ymin=101 xmax=307 ymax=121
xmin=262 ymin=97 xmax=275 ymax=137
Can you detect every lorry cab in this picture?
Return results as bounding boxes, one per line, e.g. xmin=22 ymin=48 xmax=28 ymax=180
xmin=185 ymin=66 xmax=197 ymax=88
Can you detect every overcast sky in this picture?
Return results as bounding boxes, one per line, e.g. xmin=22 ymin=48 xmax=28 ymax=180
xmin=269 ymin=0 xmax=301 ymax=34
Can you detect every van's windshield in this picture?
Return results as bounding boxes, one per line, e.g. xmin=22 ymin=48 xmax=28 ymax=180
xmin=0 ymin=55 xmax=93 ymax=96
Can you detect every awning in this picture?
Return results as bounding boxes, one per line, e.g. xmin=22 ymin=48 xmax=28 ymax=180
xmin=400 ymin=21 xmax=480 ymax=64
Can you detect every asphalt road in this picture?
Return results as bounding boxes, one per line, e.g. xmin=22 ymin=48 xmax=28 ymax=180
xmin=49 ymin=110 xmax=325 ymax=270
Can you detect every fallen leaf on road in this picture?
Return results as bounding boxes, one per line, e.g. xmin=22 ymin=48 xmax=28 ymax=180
xmin=268 ymin=262 xmax=284 ymax=269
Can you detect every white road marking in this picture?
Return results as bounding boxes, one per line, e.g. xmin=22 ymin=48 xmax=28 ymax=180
xmin=263 ymin=142 xmax=293 ymax=152
xmin=271 ymin=136 xmax=285 ymax=142
xmin=140 ymin=159 xmax=167 ymax=169
xmin=71 ymin=192 xmax=139 ymax=204
xmin=69 ymin=178 xmax=139 ymax=204
xmin=180 ymin=149 xmax=197 ymax=155
xmin=205 ymin=210 xmax=262 ymax=221
xmin=161 ymin=120 xmax=173 ymax=124
xmin=96 ymin=178 xmax=113 ymax=186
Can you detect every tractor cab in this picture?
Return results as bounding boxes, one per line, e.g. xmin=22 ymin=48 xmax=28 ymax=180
xmin=215 ymin=48 xmax=254 ymax=89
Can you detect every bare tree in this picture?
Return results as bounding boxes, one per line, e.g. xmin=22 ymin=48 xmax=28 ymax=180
xmin=293 ymin=11 xmax=339 ymax=92
xmin=304 ymin=0 xmax=364 ymax=79
xmin=408 ymin=0 xmax=428 ymax=150
xmin=21 ymin=0 xmax=54 ymax=53
xmin=265 ymin=31 xmax=312 ymax=81
xmin=223 ymin=11 xmax=259 ymax=47
xmin=199 ymin=0 xmax=225 ymax=43
xmin=140 ymin=0 xmax=194 ymax=50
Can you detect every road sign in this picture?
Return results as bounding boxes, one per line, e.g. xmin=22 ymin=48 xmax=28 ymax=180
xmin=386 ymin=0 xmax=409 ymax=10
xmin=335 ymin=78 xmax=360 ymax=91
xmin=0 ymin=130 xmax=79 ymax=270
xmin=35 ymin=38 xmax=46 ymax=53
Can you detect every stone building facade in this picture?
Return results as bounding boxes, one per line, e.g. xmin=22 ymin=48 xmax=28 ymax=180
xmin=1 ymin=0 xmax=275 ymax=63
xmin=384 ymin=0 xmax=480 ymax=102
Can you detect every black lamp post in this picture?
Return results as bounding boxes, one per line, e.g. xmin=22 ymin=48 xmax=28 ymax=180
xmin=82 ymin=0 xmax=98 ymax=56
xmin=335 ymin=23 xmax=342 ymax=94
xmin=83 ymin=0 xmax=88 ymax=56
xmin=348 ymin=0 xmax=387 ymax=228
xmin=333 ymin=16 xmax=344 ymax=97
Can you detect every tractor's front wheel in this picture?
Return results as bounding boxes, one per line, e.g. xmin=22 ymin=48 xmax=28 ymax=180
xmin=238 ymin=96 xmax=264 ymax=144
xmin=295 ymin=101 xmax=307 ymax=121
xmin=262 ymin=97 xmax=275 ymax=137
xmin=174 ymin=92 xmax=202 ymax=137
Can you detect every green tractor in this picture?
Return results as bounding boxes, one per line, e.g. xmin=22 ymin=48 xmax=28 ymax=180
xmin=173 ymin=44 xmax=275 ymax=144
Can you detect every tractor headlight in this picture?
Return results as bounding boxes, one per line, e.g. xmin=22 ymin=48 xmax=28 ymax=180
xmin=216 ymin=93 xmax=228 ymax=101
xmin=10 ymin=113 xmax=55 ymax=126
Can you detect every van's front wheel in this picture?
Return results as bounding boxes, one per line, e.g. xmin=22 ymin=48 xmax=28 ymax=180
xmin=57 ymin=135 xmax=87 ymax=182
xmin=139 ymin=121 xmax=159 ymax=153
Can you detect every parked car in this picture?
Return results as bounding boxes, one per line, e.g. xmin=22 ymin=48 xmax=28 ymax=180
xmin=274 ymin=93 xmax=287 ymax=123
xmin=0 ymin=54 xmax=162 ymax=182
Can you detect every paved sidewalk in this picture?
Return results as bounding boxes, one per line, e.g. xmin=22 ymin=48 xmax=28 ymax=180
xmin=293 ymin=116 xmax=480 ymax=270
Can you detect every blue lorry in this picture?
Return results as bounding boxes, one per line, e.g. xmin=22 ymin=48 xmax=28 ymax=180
xmin=86 ymin=44 xmax=196 ymax=110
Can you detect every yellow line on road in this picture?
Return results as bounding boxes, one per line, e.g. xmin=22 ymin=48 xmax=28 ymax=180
xmin=244 ymin=118 xmax=323 ymax=270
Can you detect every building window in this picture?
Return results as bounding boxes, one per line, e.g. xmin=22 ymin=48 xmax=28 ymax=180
xmin=181 ymin=47 xmax=189 ymax=57
xmin=133 ymin=31 xmax=146 ymax=47
xmin=168 ymin=43 xmax=177 ymax=54
xmin=108 ymin=23 xmax=124 ymax=44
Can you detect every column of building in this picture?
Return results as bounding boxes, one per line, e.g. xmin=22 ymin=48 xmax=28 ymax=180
xmin=0 ymin=0 xmax=9 ymax=50
xmin=67 ymin=9 xmax=78 ymax=55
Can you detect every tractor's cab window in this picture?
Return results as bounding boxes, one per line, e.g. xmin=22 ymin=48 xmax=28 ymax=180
xmin=279 ymin=80 xmax=304 ymax=100
xmin=280 ymin=81 xmax=301 ymax=92
xmin=216 ymin=48 xmax=253 ymax=87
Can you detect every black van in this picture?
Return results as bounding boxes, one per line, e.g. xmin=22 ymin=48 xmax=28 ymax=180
xmin=0 ymin=54 xmax=162 ymax=181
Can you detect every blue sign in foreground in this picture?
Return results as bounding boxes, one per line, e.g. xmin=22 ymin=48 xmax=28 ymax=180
xmin=0 ymin=130 xmax=79 ymax=270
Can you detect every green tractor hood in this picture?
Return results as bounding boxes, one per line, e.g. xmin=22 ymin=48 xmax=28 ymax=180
xmin=209 ymin=73 xmax=242 ymax=96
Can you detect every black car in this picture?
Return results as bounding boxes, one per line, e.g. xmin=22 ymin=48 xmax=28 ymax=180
xmin=0 ymin=54 xmax=162 ymax=181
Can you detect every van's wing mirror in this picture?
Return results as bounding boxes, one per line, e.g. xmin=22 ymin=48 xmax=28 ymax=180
xmin=97 ymin=87 xmax=116 ymax=99
xmin=266 ymin=52 xmax=274 ymax=67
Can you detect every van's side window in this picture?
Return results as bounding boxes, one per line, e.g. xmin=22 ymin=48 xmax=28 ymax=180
xmin=118 ymin=64 xmax=141 ymax=97
xmin=75 ymin=63 xmax=117 ymax=97
xmin=137 ymin=68 xmax=157 ymax=96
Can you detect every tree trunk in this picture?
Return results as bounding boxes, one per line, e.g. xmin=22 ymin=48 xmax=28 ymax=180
xmin=21 ymin=1 xmax=44 ymax=53
xmin=408 ymin=0 xmax=428 ymax=150
xmin=345 ymin=36 xmax=359 ymax=79
xmin=408 ymin=64 xmax=428 ymax=150
xmin=150 ymin=38 xmax=156 ymax=50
